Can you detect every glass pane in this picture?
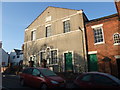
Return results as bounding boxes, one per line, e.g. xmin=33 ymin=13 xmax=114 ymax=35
xmin=32 ymin=69 xmax=40 ymax=76
xmin=63 ymin=20 xmax=70 ymax=33
xmin=46 ymin=26 xmax=51 ymax=37
xmin=93 ymin=27 xmax=103 ymax=43
xmin=114 ymin=34 xmax=120 ymax=44
xmin=93 ymin=75 xmax=116 ymax=86
xmin=81 ymin=75 xmax=92 ymax=82
xmin=40 ymin=69 xmax=57 ymax=76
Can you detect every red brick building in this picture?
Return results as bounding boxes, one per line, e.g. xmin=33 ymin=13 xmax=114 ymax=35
xmin=85 ymin=1 xmax=120 ymax=78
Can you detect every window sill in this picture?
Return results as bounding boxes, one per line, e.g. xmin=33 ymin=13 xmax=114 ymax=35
xmin=114 ymin=43 xmax=120 ymax=46
xmin=94 ymin=42 xmax=105 ymax=45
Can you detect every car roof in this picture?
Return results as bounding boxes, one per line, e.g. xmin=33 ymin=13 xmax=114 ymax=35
xmin=83 ymin=72 xmax=120 ymax=84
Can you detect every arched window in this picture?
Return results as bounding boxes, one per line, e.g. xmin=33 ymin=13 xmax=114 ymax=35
xmin=113 ymin=33 xmax=120 ymax=45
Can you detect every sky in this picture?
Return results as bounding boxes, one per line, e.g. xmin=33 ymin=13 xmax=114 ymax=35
xmin=2 ymin=2 xmax=117 ymax=53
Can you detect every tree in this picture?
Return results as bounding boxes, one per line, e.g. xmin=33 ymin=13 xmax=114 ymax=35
xmin=24 ymin=41 xmax=39 ymax=67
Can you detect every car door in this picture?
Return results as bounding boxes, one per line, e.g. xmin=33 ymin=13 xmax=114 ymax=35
xmin=92 ymin=74 xmax=119 ymax=88
xmin=77 ymin=74 xmax=94 ymax=88
xmin=24 ymin=68 xmax=33 ymax=86
xmin=31 ymin=68 xmax=45 ymax=88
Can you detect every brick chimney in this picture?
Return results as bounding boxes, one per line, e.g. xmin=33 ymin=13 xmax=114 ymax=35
xmin=115 ymin=0 xmax=120 ymax=19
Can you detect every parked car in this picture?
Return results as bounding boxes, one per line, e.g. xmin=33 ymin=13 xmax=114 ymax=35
xmin=74 ymin=72 xmax=120 ymax=89
xmin=19 ymin=67 xmax=66 ymax=89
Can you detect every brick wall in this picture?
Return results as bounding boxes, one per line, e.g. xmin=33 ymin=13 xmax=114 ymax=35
xmin=86 ymin=15 xmax=120 ymax=77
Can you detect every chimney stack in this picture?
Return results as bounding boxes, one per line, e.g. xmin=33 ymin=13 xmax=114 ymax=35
xmin=115 ymin=0 xmax=120 ymax=19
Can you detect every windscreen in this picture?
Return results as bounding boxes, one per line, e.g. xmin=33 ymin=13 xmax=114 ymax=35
xmin=40 ymin=69 xmax=57 ymax=77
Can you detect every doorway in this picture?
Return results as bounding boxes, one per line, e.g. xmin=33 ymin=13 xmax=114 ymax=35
xmin=116 ymin=59 xmax=120 ymax=79
xmin=64 ymin=52 xmax=73 ymax=72
xmin=88 ymin=54 xmax=98 ymax=71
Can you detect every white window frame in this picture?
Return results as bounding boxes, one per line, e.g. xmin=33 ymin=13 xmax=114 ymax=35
xmin=113 ymin=33 xmax=120 ymax=45
xmin=63 ymin=18 xmax=71 ymax=33
xmin=50 ymin=49 xmax=58 ymax=65
xmin=45 ymin=25 xmax=52 ymax=37
xmin=31 ymin=29 xmax=36 ymax=41
xmin=114 ymin=55 xmax=120 ymax=59
xmin=91 ymin=24 xmax=105 ymax=45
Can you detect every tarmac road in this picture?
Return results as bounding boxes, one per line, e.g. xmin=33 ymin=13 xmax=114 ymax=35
xmin=2 ymin=74 xmax=37 ymax=90
xmin=2 ymin=74 xmax=74 ymax=90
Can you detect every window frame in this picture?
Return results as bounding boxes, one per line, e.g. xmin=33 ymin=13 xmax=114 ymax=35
xmin=50 ymin=50 xmax=58 ymax=64
xmin=46 ymin=25 xmax=52 ymax=37
xmin=63 ymin=20 xmax=71 ymax=33
xmin=31 ymin=29 xmax=36 ymax=41
xmin=113 ymin=33 xmax=120 ymax=45
xmin=92 ymin=24 xmax=105 ymax=45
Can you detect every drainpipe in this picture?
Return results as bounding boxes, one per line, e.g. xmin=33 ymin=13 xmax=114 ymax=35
xmin=79 ymin=27 xmax=87 ymax=72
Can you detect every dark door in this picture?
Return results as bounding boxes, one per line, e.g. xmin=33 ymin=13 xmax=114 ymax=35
xmin=64 ymin=52 xmax=73 ymax=72
xmin=88 ymin=54 xmax=98 ymax=71
xmin=116 ymin=59 xmax=120 ymax=79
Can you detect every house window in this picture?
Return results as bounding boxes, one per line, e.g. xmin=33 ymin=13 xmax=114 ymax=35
xmin=93 ymin=27 xmax=104 ymax=44
xmin=50 ymin=50 xmax=57 ymax=64
xmin=46 ymin=26 xmax=51 ymax=37
xmin=113 ymin=33 xmax=120 ymax=45
xmin=13 ymin=56 xmax=15 ymax=59
xmin=31 ymin=30 xmax=36 ymax=41
xmin=17 ymin=55 xmax=19 ymax=58
xmin=63 ymin=20 xmax=70 ymax=33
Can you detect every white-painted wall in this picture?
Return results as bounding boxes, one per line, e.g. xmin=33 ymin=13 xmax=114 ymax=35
xmin=0 ymin=48 xmax=9 ymax=66
xmin=9 ymin=49 xmax=23 ymax=65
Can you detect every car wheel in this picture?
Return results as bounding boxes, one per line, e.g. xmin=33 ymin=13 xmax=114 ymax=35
xmin=20 ymin=79 xmax=25 ymax=86
xmin=40 ymin=84 xmax=48 ymax=90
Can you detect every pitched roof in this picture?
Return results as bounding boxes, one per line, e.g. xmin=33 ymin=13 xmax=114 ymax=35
xmin=14 ymin=49 xmax=23 ymax=55
xmin=86 ymin=13 xmax=118 ymax=24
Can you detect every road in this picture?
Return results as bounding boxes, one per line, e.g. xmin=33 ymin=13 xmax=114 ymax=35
xmin=2 ymin=74 xmax=74 ymax=90
xmin=2 ymin=74 xmax=38 ymax=90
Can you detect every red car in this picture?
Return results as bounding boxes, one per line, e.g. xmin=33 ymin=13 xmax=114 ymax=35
xmin=19 ymin=67 xmax=66 ymax=89
xmin=74 ymin=72 xmax=120 ymax=89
